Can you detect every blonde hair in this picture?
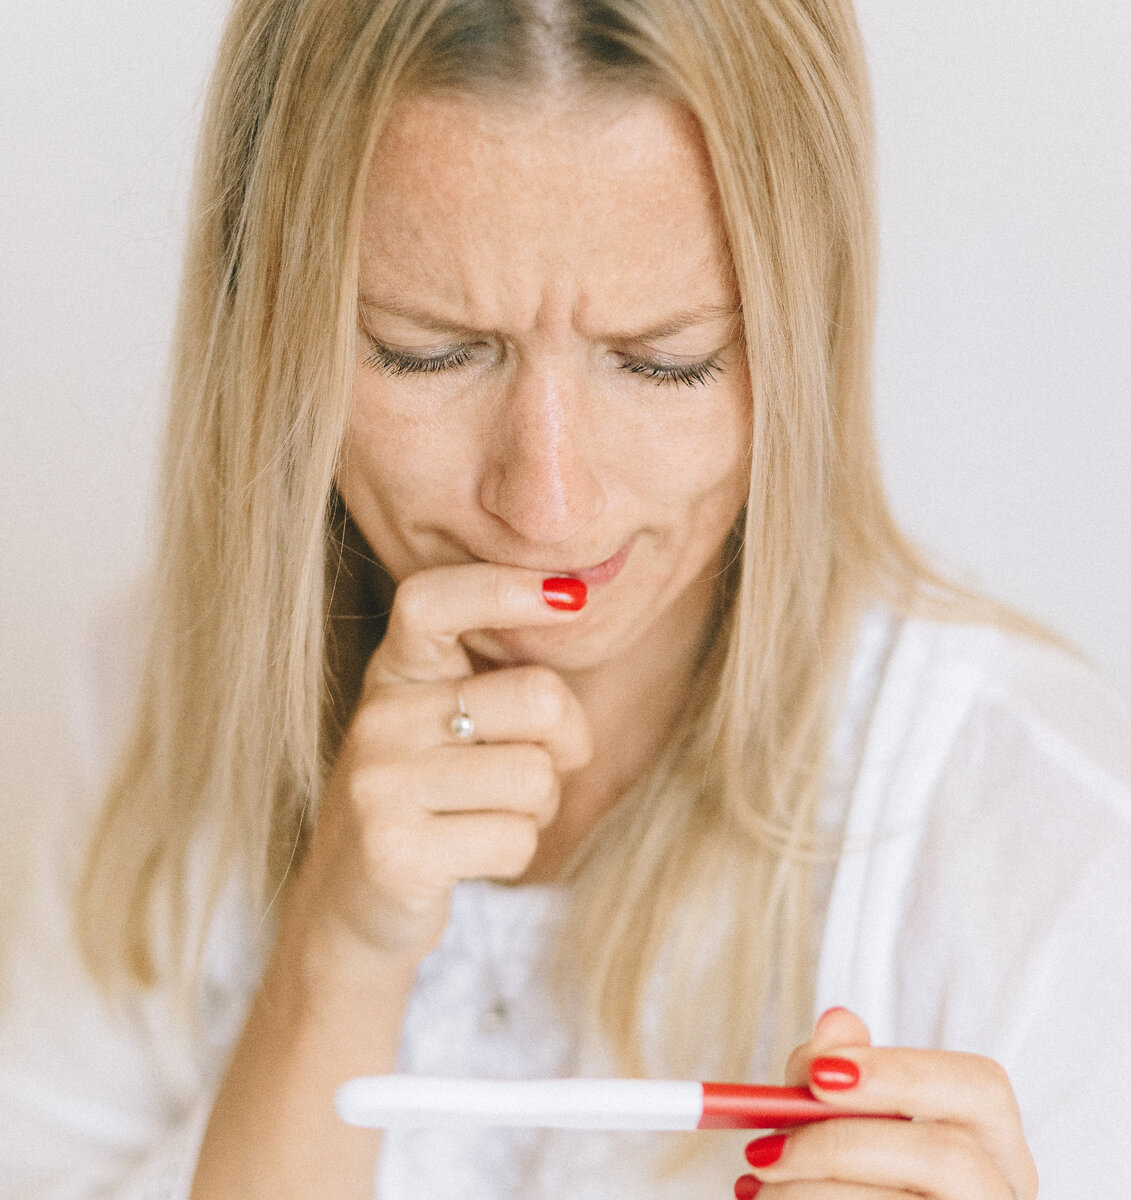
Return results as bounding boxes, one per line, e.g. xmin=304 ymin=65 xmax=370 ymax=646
xmin=78 ymin=0 xmax=999 ymax=1087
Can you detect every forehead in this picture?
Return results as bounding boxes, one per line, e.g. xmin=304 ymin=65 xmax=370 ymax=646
xmin=357 ymin=89 xmax=737 ymax=336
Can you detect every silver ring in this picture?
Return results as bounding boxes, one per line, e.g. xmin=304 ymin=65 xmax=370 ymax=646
xmin=450 ymin=688 xmax=475 ymax=742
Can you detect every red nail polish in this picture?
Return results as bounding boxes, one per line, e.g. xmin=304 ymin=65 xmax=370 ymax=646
xmin=542 ymin=577 xmax=587 ymax=610
xmin=744 ymin=1133 xmax=787 ymax=1169
xmin=810 ymin=1055 xmax=860 ymax=1091
xmin=734 ymin=1175 xmax=762 ymax=1199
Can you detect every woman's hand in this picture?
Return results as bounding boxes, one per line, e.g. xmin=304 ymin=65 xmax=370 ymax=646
xmin=733 ymin=1007 xmax=1039 ymax=1199
xmin=287 ymin=562 xmax=593 ymax=970
xmin=193 ymin=562 xmax=592 ymax=1199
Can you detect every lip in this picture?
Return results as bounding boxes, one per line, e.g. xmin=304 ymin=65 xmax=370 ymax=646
xmin=567 ymin=540 xmax=633 ymax=587
xmin=467 ymin=539 xmax=634 ymax=587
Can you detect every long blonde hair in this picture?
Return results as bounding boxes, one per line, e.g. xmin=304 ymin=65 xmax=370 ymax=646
xmin=79 ymin=0 xmax=963 ymax=1081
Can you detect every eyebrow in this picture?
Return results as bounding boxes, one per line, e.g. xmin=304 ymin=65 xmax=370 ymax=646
xmin=357 ymin=294 xmax=742 ymax=344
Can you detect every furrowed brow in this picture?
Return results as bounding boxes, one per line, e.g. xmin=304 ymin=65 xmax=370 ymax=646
xmin=600 ymin=304 xmax=743 ymax=344
xmin=358 ymin=294 xmax=485 ymax=337
xmin=357 ymin=294 xmax=742 ymax=343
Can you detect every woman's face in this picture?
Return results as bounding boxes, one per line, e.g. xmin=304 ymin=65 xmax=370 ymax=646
xmin=340 ymin=89 xmax=751 ymax=673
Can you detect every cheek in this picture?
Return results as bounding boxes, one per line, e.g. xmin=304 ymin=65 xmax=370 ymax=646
xmin=675 ymin=405 xmax=750 ymax=548
xmin=339 ymin=379 xmax=473 ymax=509
xmin=622 ymin=392 xmax=750 ymax=521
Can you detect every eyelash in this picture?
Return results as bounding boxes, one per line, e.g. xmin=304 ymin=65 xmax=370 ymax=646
xmin=620 ymin=355 xmax=721 ymax=389
xmin=363 ymin=345 xmax=473 ymax=377
xmin=362 ymin=344 xmax=723 ymax=389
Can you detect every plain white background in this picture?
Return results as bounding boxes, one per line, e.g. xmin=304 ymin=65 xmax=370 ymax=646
xmin=2 ymin=0 xmax=1129 ymax=933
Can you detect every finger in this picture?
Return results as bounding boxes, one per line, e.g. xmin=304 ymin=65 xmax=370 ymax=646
xmin=354 ymin=668 xmax=592 ymax=771
xmin=355 ymin=743 xmax=561 ymax=828
xmin=745 ymin=1119 xmax=1014 ymax=1200
xmin=368 ymin=563 xmax=586 ymax=686
xmin=381 ymin=811 xmax=543 ymax=885
xmin=459 ymin=667 xmax=592 ymax=770
xmin=785 ymin=1007 xmax=872 ymax=1087
xmin=804 ymin=1048 xmax=1037 ymax=1198
xmin=812 ymin=1007 xmax=872 ymax=1052
xmin=735 ymin=1177 xmax=915 ymax=1199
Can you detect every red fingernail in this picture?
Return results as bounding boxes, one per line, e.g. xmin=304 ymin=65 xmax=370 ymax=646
xmin=744 ymin=1133 xmax=787 ymax=1169
xmin=810 ymin=1055 xmax=860 ymax=1090
xmin=734 ymin=1175 xmax=762 ymax=1199
xmin=818 ymin=1005 xmax=853 ymax=1022
xmin=542 ymin=577 xmax=587 ymax=610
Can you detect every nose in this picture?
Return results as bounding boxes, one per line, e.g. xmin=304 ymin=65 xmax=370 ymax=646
xmin=478 ymin=363 xmax=605 ymax=546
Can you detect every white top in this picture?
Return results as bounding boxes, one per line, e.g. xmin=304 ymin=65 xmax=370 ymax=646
xmin=2 ymin=607 xmax=1130 ymax=1197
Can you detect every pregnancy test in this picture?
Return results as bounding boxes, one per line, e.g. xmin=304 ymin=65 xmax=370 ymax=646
xmin=335 ymin=1076 xmax=897 ymax=1131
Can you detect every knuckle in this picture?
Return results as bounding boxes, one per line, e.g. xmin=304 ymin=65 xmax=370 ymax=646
xmin=506 ymin=744 xmax=556 ymax=799
xmin=390 ymin=574 xmax=432 ymax=634
xmin=932 ymin=1121 xmax=979 ymax=1176
xmin=962 ymin=1052 xmax=1019 ymax=1118
xmin=979 ymin=1055 xmax=1015 ymax=1104
xmin=518 ymin=665 xmax=566 ymax=725
xmin=360 ymin=640 xmax=398 ymax=693
xmin=498 ymin=816 xmax=539 ymax=875
xmin=350 ymin=695 xmax=395 ymax=748
xmin=490 ymin=571 xmax=524 ymax=615
xmin=342 ymin=757 xmax=415 ymax=825
xmin=784 ymin=1042 xmax=812 ymax=1084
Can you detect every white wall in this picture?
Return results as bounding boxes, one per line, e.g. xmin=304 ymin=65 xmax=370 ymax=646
xmin=0 ymin=0 xmax=232 ymax=934
xmin=857 ymin=0 xmax=1131 ymax=686
xmin=2 ymin=1 xmax=1129 ymax=925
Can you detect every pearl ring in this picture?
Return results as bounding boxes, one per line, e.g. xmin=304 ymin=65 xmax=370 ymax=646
xmin=450 ymin=688 xmax=475 ymax=742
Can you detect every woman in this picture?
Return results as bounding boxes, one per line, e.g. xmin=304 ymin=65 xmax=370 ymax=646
xmin=2 ymin=0 xmax=1128 ymax=1196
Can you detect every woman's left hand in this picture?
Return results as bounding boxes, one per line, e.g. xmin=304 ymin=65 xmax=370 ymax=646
xmin=733 ymin=1007 xmax=1039 ymax=1199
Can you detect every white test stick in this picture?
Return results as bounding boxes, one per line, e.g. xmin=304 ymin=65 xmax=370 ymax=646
xmin=336 ymin=1076 xmax=703 ymax=1131
xmin=334 ymin=1075 xmax=880 ymax=1132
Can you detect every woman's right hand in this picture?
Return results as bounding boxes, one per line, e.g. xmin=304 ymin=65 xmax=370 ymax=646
xmin=192 ymin=562 xmax=593 ymax=1198
xmin=288 ymin=562 xmax=594 ymax=970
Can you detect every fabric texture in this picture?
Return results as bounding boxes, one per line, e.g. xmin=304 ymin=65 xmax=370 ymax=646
xmin=2 ymin=606 xmax=1129 ymax=1197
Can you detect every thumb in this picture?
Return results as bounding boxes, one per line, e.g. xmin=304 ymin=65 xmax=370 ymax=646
xmin=784 ymin=1007 xmax=872 ymax=1086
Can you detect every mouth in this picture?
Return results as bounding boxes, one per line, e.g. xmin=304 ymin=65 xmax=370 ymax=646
xmin=565 ymin=540 xmax=633 ymax=587
xmin=465 ymin=539 xmax=635 ymax=588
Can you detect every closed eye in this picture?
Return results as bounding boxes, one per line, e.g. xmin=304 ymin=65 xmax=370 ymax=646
xmin=618 ymin=354 xmax=723 ymax=388
xmin=362 ymin=344 xmax=473 ymax=376
xmin=361 ymin=339 xmax=725 ymax=390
